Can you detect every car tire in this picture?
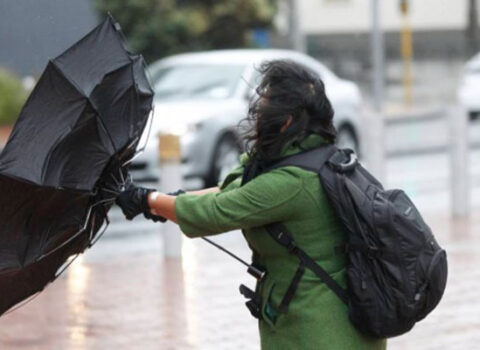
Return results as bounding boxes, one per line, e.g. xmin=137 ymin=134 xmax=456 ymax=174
xmin=206 ymin=133 xmax=242 ymax=187
xmin=336 ymin=125 xmax=359 ymax=154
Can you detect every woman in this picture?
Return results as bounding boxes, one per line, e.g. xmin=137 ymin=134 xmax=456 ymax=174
xmin=116 ymin=60 xmax=387 ymax=349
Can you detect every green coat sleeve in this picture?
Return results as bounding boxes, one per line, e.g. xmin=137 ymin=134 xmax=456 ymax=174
xmin=175 ymin=168 xmax=304 ymax=238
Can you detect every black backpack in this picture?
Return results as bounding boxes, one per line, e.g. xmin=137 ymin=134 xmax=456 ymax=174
xmin=246 ymin=144 xmax=448 ymax=338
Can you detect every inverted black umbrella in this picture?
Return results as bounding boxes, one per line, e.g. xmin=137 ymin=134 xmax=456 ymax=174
xmin=0 ymin=15 xmax=153 ymax=315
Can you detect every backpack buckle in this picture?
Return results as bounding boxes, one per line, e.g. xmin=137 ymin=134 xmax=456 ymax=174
xmin=239 ymin=284 xmax=263 ymax=320
xmin=274 ymin=229 xmax=298 ymax=254
xmin=328 ymin=149 xmax=358 ymax=173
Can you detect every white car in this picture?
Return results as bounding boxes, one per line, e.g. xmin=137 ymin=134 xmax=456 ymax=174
xmin=458 ymin=52 xmax=480 ymax=119
xmin=131 ymin=49 xmax=362 ymax=188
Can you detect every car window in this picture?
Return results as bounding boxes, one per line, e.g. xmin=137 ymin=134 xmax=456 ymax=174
xmin=150 ymin=64 xmax=246 ymax=101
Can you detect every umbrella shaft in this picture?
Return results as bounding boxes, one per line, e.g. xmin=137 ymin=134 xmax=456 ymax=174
xmin=200 ymin=237 xmax=264 ymax=280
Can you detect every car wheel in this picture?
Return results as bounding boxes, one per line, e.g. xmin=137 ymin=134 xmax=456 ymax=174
xmin=206 ymin=134 xmax=242 ymax=187
xmin=336 ymin=125 xmax=359 ymax=153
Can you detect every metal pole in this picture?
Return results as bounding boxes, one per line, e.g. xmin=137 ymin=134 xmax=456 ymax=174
xmin=450 ymin=105 xmax=470 ymax=217
xmin=159 ymin=133 xmax=183 ymax=258
xmin=366 ymin=0 xmax=385 ymax=182
xmin=400 ymin=4 xmax=413 ymax=106
xmin=371 ymin=0 xmax=384 ymax=113
xmin=287 ymin=0 xmax=306 ymax=52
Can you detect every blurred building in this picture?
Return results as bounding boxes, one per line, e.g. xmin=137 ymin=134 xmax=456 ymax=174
xmin=275 ymin=0 xmax=479 ymax=104
xmin=0 ymin=0 xmax=98 ymax=77
xmin=298 ymin=0 xmax=472 ymax=60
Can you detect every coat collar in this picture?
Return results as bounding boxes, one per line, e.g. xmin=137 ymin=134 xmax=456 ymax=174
xmin=240 ymin=134 xmax=331 ymax=166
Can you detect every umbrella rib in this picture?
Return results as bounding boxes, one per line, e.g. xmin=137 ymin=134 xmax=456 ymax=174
xmin=50 ymin=60 xmax=87 ymax=97
xmin=100 ymin=187 xmax=120 ymax=195
xmin=35 ymin=196 xmax=114 ymax=262
xmin=123 ymin=106 xmax=154 ymax=166
xmin=89 ymin=101 xmax=120 ymax=157
xmin=88 ymin=218 xmax=109 ymax=247
xmin=50 ymin=60 xmax=121 ymax=160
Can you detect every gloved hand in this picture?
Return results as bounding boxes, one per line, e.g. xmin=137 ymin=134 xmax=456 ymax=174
xmin=115 ymin=182 xmax=152 ymax=220
xmin=115 ymin=181 xmax=166 ymax=222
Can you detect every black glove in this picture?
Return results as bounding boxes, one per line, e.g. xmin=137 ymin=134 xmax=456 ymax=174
xmin=169 ymin=189 xmax=186 ymax=197
xmin=143 ymin=210 xmax=167 ymax=223
xmin=116 ymin=182 xmax=154 ymax=221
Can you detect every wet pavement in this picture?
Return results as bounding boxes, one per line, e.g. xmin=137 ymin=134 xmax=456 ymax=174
xmin=0 ymin=207 xmax=479 ymax=350
xmin=0 ymin=182 xmax=480 ymax=349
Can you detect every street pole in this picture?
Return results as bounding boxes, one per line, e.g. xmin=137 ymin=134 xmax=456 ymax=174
xmin=159 ymin=133 xmax=183 ymax=258
xmin=467 ymin=0 xmax=480 ymax=56
xmin=287 ymin=0 xmax=306 ymax=52
xmin=367 ymin=0 xmax=385 ymax=182
xmin=400 ymin=0 xmax=413 ymax=106
xmin=450 ymin=105 xmax=470 ymax=217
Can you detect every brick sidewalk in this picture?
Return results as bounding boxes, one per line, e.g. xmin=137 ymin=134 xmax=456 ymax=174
xmin=0 ymin=211 xmax=479 ymax=349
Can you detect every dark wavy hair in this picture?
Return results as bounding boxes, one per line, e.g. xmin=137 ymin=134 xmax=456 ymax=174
xmin=242 ymin=59 xmax=336 ymax=161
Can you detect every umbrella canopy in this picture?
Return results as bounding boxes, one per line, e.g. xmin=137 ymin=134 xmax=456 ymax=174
xmin=0 ymin=15 xmax=153 ymax=315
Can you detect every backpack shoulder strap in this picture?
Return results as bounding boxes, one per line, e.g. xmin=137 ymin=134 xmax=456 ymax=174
xmin=241 ymin=144 xmax=349 ymax=311
xmin=265 ymin=144 xmax=338 ymax=174
xmin=265 ymin=222 xmax=348 ymax=308
xmin=261 ymin=145 xmax=351 ymax=309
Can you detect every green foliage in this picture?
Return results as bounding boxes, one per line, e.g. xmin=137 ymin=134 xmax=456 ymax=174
xmin=0 ymin=68 xmax=27 ymax=126
xmin=94 ymin=0 xmax=276 ymax=63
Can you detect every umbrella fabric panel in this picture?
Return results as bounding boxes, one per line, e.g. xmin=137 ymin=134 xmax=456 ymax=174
xmin=0 ymin=217 xmax=102 ymax=316
xmin=132 ymin=56 xmax=155 ymax=97
xmin=0 ymin=171 xmax=111 ymax=316
xmin=0 ymin=63 xmax=87 ymax=187
xmin=0 ymin=174 xmax=91 ymax=270
xmin=42 ymin=104 xmax=115 ymax=191
xmin=53 ymin=16 xmax=132 ymax=97
xmin=90 ymin=62 xmax=152 ymax=152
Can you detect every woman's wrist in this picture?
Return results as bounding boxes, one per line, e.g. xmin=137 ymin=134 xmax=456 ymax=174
xmin=146 ymin=191 xmax=178 ymax=223
xmin=148 ymin=191 xmax=160 ymax=208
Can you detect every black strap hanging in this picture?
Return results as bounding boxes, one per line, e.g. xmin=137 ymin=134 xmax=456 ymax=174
xmin=265 ymin=223 xmax=348 ymax=306
xmin=278 ymin=258 xmax=306 ymax=313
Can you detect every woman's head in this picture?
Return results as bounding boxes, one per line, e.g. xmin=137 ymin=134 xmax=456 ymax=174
xmin=243 ymin=59 xmax=336 ymax=160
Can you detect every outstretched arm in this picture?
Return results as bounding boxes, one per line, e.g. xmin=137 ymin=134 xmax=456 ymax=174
xmin=148 ymin=187 xmax=220 ymax=223
xmin=185 ymin=187 xmax=220 ymax=196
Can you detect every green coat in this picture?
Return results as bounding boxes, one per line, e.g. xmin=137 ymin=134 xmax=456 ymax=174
xmin=175 ymin=134 xmax=387 ymax=350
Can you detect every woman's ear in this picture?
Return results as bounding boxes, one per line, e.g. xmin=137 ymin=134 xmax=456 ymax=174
xmin=281 ymin=115 xmax=293 ymax=133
